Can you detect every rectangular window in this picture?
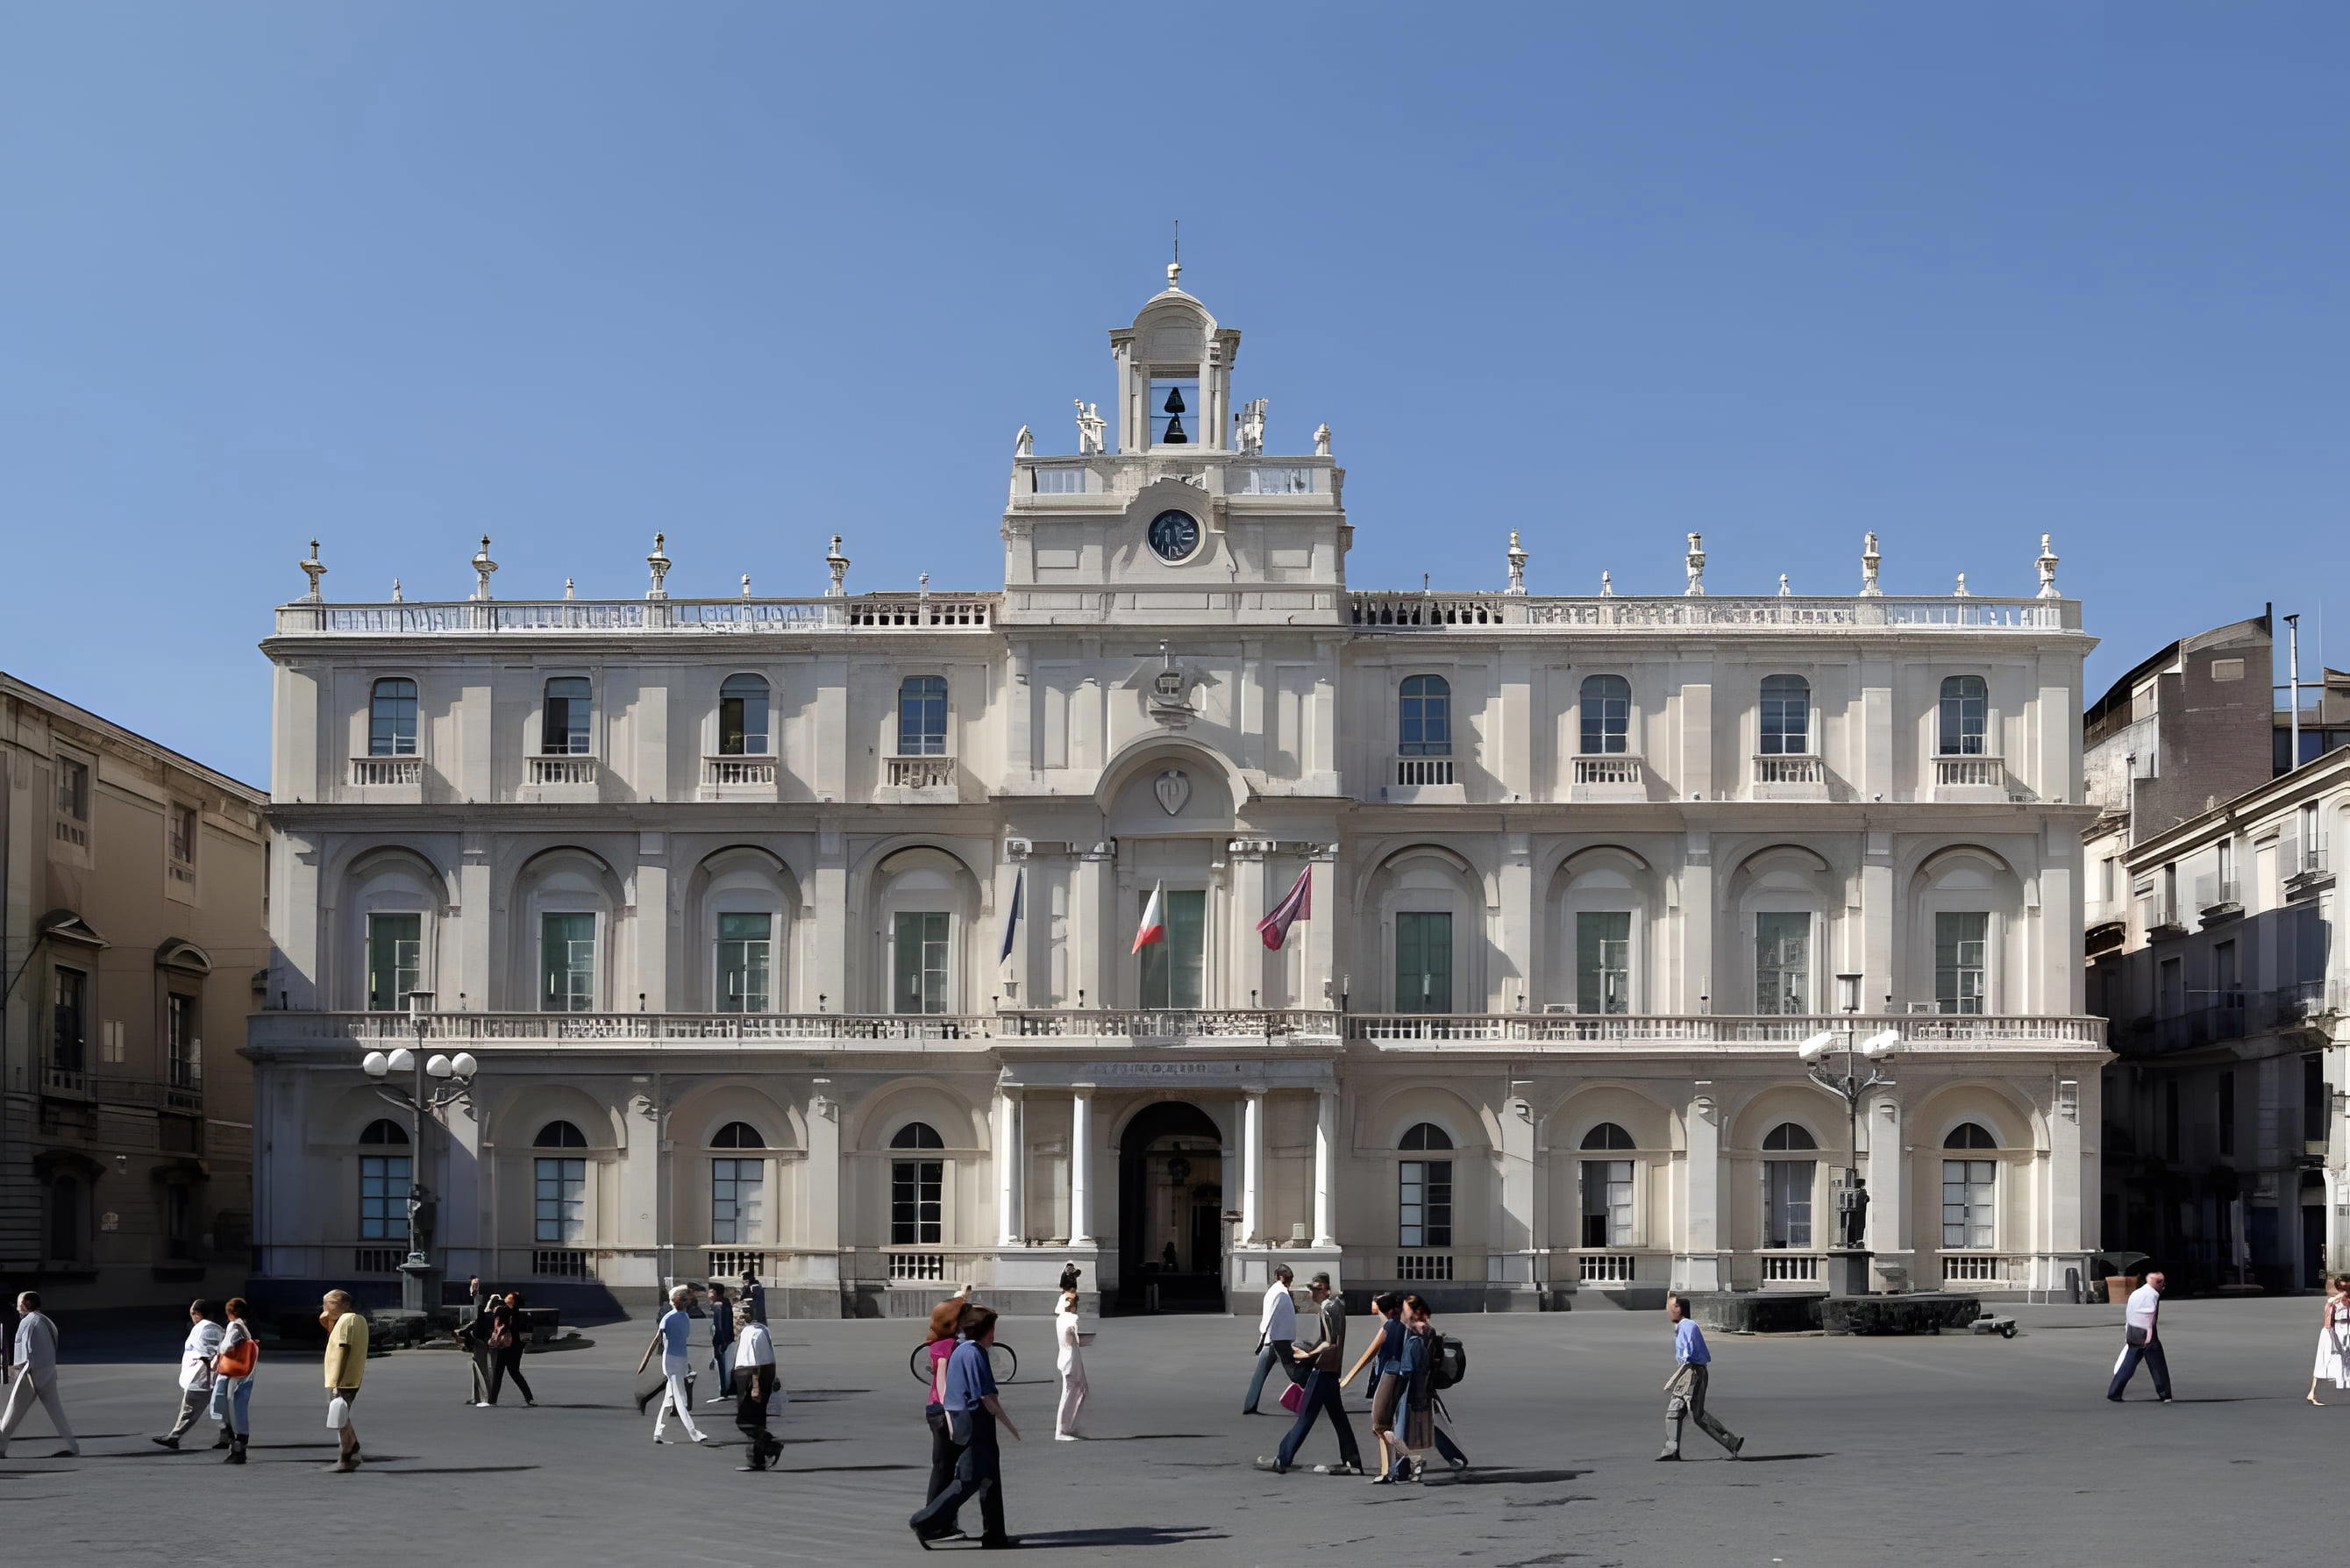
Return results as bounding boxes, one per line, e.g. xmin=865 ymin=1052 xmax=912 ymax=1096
xmin=1399 ymin=1158 xmax=1454 ymax=1247
xmin=55 ymin=756 xmax=90 ymax=820
xmin=1575 ymin=911 xmax=1631 ymax=1015
xmin=1765 ymin=1160 xmax=1814 ymax=1249
xmin=540 ymin=913 xmax=595 ymax=1013
xmin=1398 ymin=680 xmax=1451 ymax=756
xmin=2218 ymin=1071 xmax=2236 ymax=1158
xmin=51 ymin=966 xmax=88 ymax=1072
xmin=894 ymin=911 xmax=951 ymax=1015
xmin=1138 ymin=890 xmax=1208 ymax=1009
xmin=367 ymin=913 xmax=424 ymax=1012
xmin=2101 ymin=857 xmax=2118 ymax=904
xmin=711 ymin=1158 xmax=765 ymax=1245
xmin=891 ymin=1158 xmax=943 ymax=1244
xmin=166 ymin=994 xmax=199 ymax=1090
xmin=168 ymin=802 xmax=197 ymax=866
xmin=534 ymin=1157 xmax=587 ymax=1243
xmin=1754 ymin=912 xmax=1811 ymax=1015
xmin=716 ymin=912 xmax=773 ymax=1014
xmin=2306 ymin=1055 xmax=2328 ymax=1146
xmin=542 ymin=678 xmax=593 ymax=755
xmin=1580 ymin=1159 xmax=1634 ymax=1246
xmin=1934 ymin=912 xmax=1989 ymax=1015
xmin=162 ymin=1184 xmax=193 ymax=1260
xmin=897 ymin=677 xmax=950 ymax=756
xmin=1758 ymin=681 xmax=1809 ymax=754
xmin=1394 ymin=910 xmax=1454 ymax=1015
xmin=1941 ymin=1158 xmax=1996 ymax=1249
xmin=360 ymin=1154 xmax=411 ymax=1240
xmin=370 ymin=679 xmax=419 ymax=756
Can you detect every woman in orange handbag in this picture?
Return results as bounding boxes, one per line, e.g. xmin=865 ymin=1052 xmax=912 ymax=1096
xmin=214 ymin=1297 xmax=259 ymax=1465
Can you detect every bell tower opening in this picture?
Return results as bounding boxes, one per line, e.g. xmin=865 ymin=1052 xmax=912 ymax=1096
xmin=1112 ymin=263 xmax=1240 ymax=454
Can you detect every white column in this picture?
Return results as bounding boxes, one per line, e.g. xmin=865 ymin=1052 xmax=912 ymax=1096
xmin=995 ymin=1089 xmax=1025 ymax=1246
xmin=1866 ymin=1093 xmax=1904 ymax=1263
xmin=1242 ymin=1089 xmax=1266 ymax=1244
xmin=804 ymin=1086 xmax=843 ymax=1297
xmin=1069 ymin=1090 xmax=1093 ymax=1246
xmin=1314 ymin=1087 xmax=1337 ymax=1247
xmin=1677 ymin=1086 xmax=1722 ymax=1292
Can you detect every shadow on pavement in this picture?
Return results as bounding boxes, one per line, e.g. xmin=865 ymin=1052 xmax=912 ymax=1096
xmin=1432 ymin=1467 xmax=1591 ymax=1485
xmin=1087 ymin=1433 xmax=1214 ymax=1442
xmin=364 ymin=1465 xmax=543 ymax=1475
xmin=777 ymin=1461 xmax=920 ymax=1474
xmin=1016 ymin=1527 xmax=1227 ymax=1549
xmin=1727 ymin=1452 xmax=1831 ymax=1463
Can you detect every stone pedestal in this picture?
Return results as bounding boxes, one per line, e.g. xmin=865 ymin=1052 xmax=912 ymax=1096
xmin=1825 ymin=1249 xmax=1875 ymax=1299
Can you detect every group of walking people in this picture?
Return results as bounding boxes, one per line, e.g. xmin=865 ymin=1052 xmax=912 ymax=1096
xmin=1245 ymin=1267 xmax=1469 ymax=1480
xmin=456 ymin=1275 xmax=538 ymax=1408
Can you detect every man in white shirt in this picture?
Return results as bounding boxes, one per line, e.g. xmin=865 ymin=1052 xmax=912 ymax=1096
xmin=731 ymin=1302 xmax=782 ymax=1472
xmin=1243 ymin=1265 xmax=1305 ymax=1415
xmin=153 ymin=1299 xmax=229 ymax=1450
xmin=636 ymin=1285 xmax=710 ymax=1443
xmin=2106 ymin=1269 xmax=2173 ymax=1402
xmin=0 ymin=1292 xmax=80 ymax=1458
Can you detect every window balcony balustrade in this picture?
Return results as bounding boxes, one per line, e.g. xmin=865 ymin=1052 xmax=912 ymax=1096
xmin=885 ymin=754 xmax=958 ymax=794
xmin=1933 ymin=755 xmax=2007 ymax=801
xmin=1385 ymin=754 xmax=1463 ymax=803
xmin=525 ymin=755 xmax=600 ymax=796
xmin=701 ymin=754 xmax=780 ymax=801
xmin=1570 ymin=755 xmax=1645 ymax=802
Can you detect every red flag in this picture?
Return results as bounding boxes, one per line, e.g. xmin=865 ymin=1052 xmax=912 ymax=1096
xmin=1131 ymin=880 xmax=1168 ymax=954
xmin=1257 ymin=866 xmax=1313 ymax=951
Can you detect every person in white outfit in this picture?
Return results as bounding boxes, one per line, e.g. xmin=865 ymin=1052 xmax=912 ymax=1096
xmin=0 ymin=1292 xmax=80 ymax=1458
xmin=2309 ymin=1275 xmax=2350 ymax=1405
xmin=153 ymin=1299 xmax=228 ymax=1450
xmin=1054 ymin=1289 xmax=1088 ymax=1440
xmin=1243 ymin=1265 xmax=1303 ymax=1414
xmin=732 ymin=1302 xmax=782 ymax=1471
xmin=637 ymin=1286 xmax=709 ymax=1444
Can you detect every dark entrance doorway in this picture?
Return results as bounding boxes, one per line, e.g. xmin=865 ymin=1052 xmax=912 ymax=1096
xmin=1116 ymin=1101 xmax=1226 ymax=1313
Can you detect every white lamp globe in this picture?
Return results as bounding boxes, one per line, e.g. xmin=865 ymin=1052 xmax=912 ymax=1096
xmin=1796 ymin=1031 xmax=1835 ymax=1062
xmin=387 ymin=1046 xmax=417 ymax=1074
xmin=425 ymin=1053 xmax=454 ymax=1080
xmin=451 ymin=1052 xmax=480 ymax=1080
xmin=361 ymin=1051 xmax=391 ymax=1079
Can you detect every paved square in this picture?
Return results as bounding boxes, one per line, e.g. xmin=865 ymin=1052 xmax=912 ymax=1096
xmin=2 ymin=1297 xmax=2335 ymax=1565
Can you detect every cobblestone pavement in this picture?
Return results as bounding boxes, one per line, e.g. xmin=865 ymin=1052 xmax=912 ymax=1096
xmin=2 ymin=1295 xmax=2339 ymax=1565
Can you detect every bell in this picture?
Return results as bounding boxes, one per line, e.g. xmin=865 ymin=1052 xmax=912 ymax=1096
xmin=1162 ymin=415 xmax=1188 ymax=443
xmin=1161 ymin=386 xmax=1186 ymax=414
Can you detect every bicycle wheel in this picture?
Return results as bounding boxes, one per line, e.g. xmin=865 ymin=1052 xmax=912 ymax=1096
xmin=909 ymin=1343 xmax=935 ymax=1383
xmin=988 ymin=1343 xmax=1016 ymax=1383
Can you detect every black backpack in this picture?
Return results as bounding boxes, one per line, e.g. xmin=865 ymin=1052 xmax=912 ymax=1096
xmin=1432 ymin=1334 xmax=1467 ymax=1389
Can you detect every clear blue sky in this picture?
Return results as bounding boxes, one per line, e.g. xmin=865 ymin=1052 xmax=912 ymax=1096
xmin=4 ymin=4 xmax=2343 ymax=785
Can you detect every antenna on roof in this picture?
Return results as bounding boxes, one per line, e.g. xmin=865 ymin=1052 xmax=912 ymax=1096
xmin=1168 ymin=219 xmax=1182 ymax=291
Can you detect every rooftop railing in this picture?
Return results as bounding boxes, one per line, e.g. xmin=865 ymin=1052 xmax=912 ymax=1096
xmin=1348 ymin=593 xmax=2076 ymax=632
xmin=274 ymin=595 xmax=999 ymax=638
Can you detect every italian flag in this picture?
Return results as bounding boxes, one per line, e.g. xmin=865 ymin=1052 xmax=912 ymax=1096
xmin=1131 ymin=880 xmax=1168 ymax=954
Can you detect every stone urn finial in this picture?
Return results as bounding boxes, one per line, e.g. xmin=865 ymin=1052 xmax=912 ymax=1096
xmin=298 ymin=539 xmax=327 ymax=601
xmin=1506 ymin=530 xmax=1529 ymax=595
xmin=1858 ymin=531 xmax=1883 ymax=596
xmin=2035 ymin=532 xmax=2061 ymax=599
xmin=471 ymin=535 xmax=498 ymax=602
xmin=646 ymin=532 xmax=672 ymax=600
xmin=1684 ymin=532 xmax=1706 ymax=596
xmin=825 ymin=534 xmax=850 ymax=597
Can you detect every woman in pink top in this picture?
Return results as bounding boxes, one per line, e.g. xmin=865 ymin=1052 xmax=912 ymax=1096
xmin=920 ymin=1299 xmax=969 ymax=1541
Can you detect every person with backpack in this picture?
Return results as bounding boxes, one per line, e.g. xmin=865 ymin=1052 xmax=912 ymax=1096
xmin=1415 ymin=1300 xmax=1471 ymax=1472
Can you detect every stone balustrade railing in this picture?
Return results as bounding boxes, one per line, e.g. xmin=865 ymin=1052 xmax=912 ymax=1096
xmin=1348 ymin=1012 xmax=2107 ymax=1047
xmin=1347 ymin=593 xmax=2077 ymax=631
xmin=273 ymin=595 xmax=998 ymax=638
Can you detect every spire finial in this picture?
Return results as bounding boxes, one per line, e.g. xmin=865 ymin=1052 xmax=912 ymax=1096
xmin=390 ymin=577 xmax=402 ymax=602
xmin=1505 ymin=530 xmax=1529 ymax=595
xmin=471 ymin=535 xmax=498 ymax=602
xmin=1858 ymin=531 xmax=1883 ymax=597
xmin=824 ymin=534 xmax=850 ymax=597
xmin=645 ymin=531 xmax=672 ymax=600
xmin=1684 ymin=532 xmax=1706 ymax=596
xmin=2035 ymin=531 xmax=2061 ymax=599
xmin=298 ymin=539 xmax=327 ymax=601
xmin=1167 ymin=219 xmax=1180 ymax=291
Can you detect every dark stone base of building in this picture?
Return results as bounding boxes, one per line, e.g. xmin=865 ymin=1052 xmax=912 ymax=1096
xmin=1690 ymin=1290 xmax=1983 ymax=1336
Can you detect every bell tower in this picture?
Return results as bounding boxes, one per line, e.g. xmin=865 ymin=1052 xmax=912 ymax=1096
xmin=1108 ymin=260 xmax=1242 ymax=453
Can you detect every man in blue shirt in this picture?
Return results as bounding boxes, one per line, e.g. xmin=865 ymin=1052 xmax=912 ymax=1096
xmin=1659 ymin=1294 xmax=1742 ymax=1460
xmin=910 ymin=1305 xmax=1022 ymax=1550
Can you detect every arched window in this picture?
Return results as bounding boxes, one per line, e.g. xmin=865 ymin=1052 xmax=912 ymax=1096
xmin=1580 ymin=674 xmax=1630 ymax=755
xmin=369 ymin=678 xmax=418 ymax=757
xmin=898 ymin=676 xmax=948 ymax=757
xmin=1578 ymin=1123 xmax=1635 ymax=1246
xmin=1762 ymin=1122 xmax=1819 ymax=1151
xmin=890 ymin=1121 xmax=944 ymax=1244
xmin=1580 ymin=1122 xmax=1635 ymax=1151
xmin=359 ymin=1119 xmax=409 ymax=1243
xmin=1398 ymin=1123 xmax=1453 ymax=1249
xmin=1759 ymin=674 xmax=1809 ymax=755
xmin=1938 ymin=675 xmax=1987 ymax=756
xmin=46 ymin=1174 xmax=82 ymax=1264
xmin=1761 ymin=1122 xmax=1818 ymax=1250
xmin=359 ymin=1118 xmax=409 ymax=1144
xmin=532 ymin=1122 xmax=588 ymax=1244
xmin=718 ymin=674 xmax=770 ymax=757
xmin=1943 ymin=1122 xmax=1998 ymax=1149
xmin=1398 ymin=675 xmax=1451 ymax=757
xmin=710 ymin=1121 xmax=766 ymax=1245
xmin=535 ymin=1120 xmax=588 ymax=1148
xmin=711 ymin=1121 xmax=766 ymax=1149
xmin=543 ymin=677 xmax=593 ymax=755
xmin=1942 ymin=1123 xmax=1998 ymax=1249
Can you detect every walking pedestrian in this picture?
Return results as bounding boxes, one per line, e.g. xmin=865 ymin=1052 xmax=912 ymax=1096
xmin=214 ymin=1297 xmax=259 ymax=1465
xmin=1243 ymin=1264 xmax=1304 ymax=1415
xmin=1255 ymin=1272 xmax=1364 ymax=1477
xmin=485 ymin=1291 xmax=536 ymax=1407
xmin=153 ymin=1298 xmax=230 ymax=1450
xmin=707 ymin=1282 xmax=737 ymax=1403
xmin=731 ymin=1301 xmax=783 ymax=1471
xmin=321 ymin=1289 xmax=367 ymax=1472
xmin=918 ymin=1300 xmax=968 ymax=1544
xmin=740 ymin=1269 xmax=767 ymax=1325
xmin=1058 ymin=1261 xmax=1082 ymax=1295
xmin=460 ymin=1275 xmax=495 ymax=1407
xmin=0 ymin=1291 xmax=79 ymax=1459
xmin=2106 ymin=1269 xmax=2174 ymax=1403
xmin=1391 ymin=1295 xmax=1440 ymax=1482
xmin=2309 ymin=1276 xmax=2350 ymax=1405
xmin=1054 ymin=1287 xmax=1088 ymax=1440
xmin=1413 ymin=1301 xmax=1471 ymax=1472
xmin=1657 ymin=1293 xmax=1742 ymax=1460
xmin=909 ymin=1305 xmax=1022 ymax=1550
xmin=1341 ymin=1293 xmax=1406 ymax=1484
xmin=637 ymin=1286 xmax=710 ymax=1444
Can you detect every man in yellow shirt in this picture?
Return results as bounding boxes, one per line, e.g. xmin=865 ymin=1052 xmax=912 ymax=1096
xmin=321 ymin=1291 xmax=367 ymax=1472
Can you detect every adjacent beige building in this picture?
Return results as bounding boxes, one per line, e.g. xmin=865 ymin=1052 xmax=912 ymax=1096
xmin=1 ymin=674 xmax=267 ymax=1315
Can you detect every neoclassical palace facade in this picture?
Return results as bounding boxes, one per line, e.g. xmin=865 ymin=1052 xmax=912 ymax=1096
xmin=246 ymin=272 xmax=2106 ymax=1315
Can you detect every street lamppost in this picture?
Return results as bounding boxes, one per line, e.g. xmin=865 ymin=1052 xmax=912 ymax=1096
xmin=360 ymin=990 xmax=478 ymax=1316
xmin=1796 ymin=973 xmax=1900 ymax=1297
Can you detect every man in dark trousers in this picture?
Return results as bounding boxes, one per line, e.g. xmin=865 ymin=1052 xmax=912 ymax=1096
xmin=910 ymin=1306 xmax=1022 ymax=1550
xmin=740 ymin=1269 xmax=767 ymax=1326
xmin=459 ymin=1275 xmax=495 ymax=1406
xmin=1255 ymin=1272 xmax=1364 ymax=1476
xmin=2106 ymin=1269 xmax=2173 ymax=1402
xmin=1658 ymin=1293 xmax=1742 ymax=1460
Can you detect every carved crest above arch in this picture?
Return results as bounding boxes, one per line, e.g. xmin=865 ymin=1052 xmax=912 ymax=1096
xmin=1153 ymin=769 xmax=1192 ymax=816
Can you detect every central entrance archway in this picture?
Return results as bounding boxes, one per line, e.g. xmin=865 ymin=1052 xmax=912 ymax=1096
xmin=1116 ymin=1100 xmax=1227 ymax=1312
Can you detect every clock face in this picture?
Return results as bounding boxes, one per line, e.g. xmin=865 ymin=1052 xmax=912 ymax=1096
xmin=1147 ymin=509 xmax=1202 ymax=563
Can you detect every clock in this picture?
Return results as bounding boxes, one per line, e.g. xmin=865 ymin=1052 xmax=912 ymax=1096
xmin=1147 ymin=509 xmax=1202 ymax=563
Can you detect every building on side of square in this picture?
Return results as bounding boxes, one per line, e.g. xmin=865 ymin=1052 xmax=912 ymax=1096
xmin=246 ymin=268 xmax=2106 ymax=1316
xmin=2 ymin=674 xmax=268 ymax=1315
